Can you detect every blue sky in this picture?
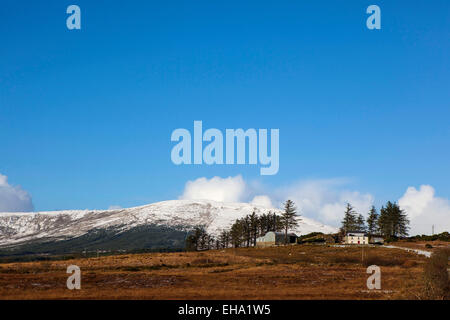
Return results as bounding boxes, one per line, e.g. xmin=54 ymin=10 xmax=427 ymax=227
xmin=0 ymin=1 xmax=449 ymax=231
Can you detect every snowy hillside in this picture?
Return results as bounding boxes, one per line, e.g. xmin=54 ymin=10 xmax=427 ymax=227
xmin=0 ymin=199 xmax=337 ymax=247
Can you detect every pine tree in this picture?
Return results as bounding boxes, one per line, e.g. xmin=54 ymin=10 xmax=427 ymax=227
xmin=378 ymin=201 xmax=410 ymax=238
xmin=243 ymin=215 xmax=251 ymax=247
xmin=356 ymin=214 xmax=366 ymax=232
xmin=249 ymin=210 xmax=259 ymax=246
xmin=219 ymin=230 xmax=230 ymax=248
xmin=230 ymin=219 xmax=243 ymax=248
xmin=274 ymin=212 xmax=284 ymax=232
xmin=260 ymin=211 xmax=283 ymax=233
xmin=378 ymin=205 xmax=389 ymax=236
xmin=185 ymin=226 xmax=209 ymax=251
xmin=185 ymin=233 xmax=197 ymax=251
xmin=281 ymin=200 xmax=299 ymax=244
xmin=199 ymin=229 xmax=209 ymax=250
xmin=227 ymin=211 xmax=284 ymax=247
xmin=366 ymin=206 xmax=379 ymax=235
xmin=394 ymin=204 xmax=410 ymax=237
xmin=340 ymin=203 xmax=358 ymax=234
xmin=259 ymin=212 xmax=276 ymax=235
xmin=207 ymin=236 xmax=215 ymax=250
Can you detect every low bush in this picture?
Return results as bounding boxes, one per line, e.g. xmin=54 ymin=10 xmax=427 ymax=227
xmin=409 ymin=232 xmax=450 ymax=242
xmin=122 ymin=266 xmax=141 ymax=272
xmin=331 ymin=255 xmax=361 ymax=264
xmin=363 ymin=255 xmax=407 ymax=267
xmin=421 ymin=248 xmax=449 ymax=300
xmin=402 ymin=260 xmax=418 ymax=268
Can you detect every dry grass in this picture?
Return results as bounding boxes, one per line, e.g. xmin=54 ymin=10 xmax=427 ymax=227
xmin=0 ymin=244 xmax=430 ymax=300
xmin=419 ymin=248 xmax=449 ymax=300
xmin=390 ymin=240 xmax=450 ymax=252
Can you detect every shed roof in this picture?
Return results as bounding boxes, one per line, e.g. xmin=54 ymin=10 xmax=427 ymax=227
xmin=270 ymin=231 xmax=298 ymax=237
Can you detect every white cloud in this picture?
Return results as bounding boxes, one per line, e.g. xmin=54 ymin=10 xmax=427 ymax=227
xmin=108 ymin=205 xmax=122 ymax=210
xmin=0 ymin=173 xmax=34 ymax=212
xmin=398 ymin=185 xmax=450 ymax=235
xmin=250 ymin=195 xmax=273 ymax=208
xmin=180 ymin=175 xmax=246 ymax=203
xmin=277 ymin=179 xmax=374 ymax=226
xmin=178 ymin=176 xmax=449 ymax=235
xmin=179 ymin=176 xmax=373 ymax=227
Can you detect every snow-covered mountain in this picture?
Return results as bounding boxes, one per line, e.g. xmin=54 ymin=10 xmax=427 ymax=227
xmin=0 ymin=199 xmax=337 ymax=248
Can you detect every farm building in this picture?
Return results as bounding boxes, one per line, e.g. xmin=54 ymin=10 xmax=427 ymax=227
xmin=369 ymin=235 xmax=384 ymax=244
xmin=343 ymin=231 xmax=369 ymax=245
xmin=256 ymin=231 xmax=298 ymax=247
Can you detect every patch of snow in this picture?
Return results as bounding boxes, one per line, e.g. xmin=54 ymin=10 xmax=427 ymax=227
xmin=383 ymin=245 xmax=432 ymax=258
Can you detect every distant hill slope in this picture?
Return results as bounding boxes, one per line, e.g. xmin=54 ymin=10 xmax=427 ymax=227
xmin=0 ymin=200 xmax=338 ymax=254
xmin=0 ymin=225 xmax=188 ymax=259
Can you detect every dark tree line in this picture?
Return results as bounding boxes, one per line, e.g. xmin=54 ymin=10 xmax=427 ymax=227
xmin=186 ymin=200 xmax=300 ymax=250
xmin=227 ymin=210 xmax=284 ymax=248
xmin=185 ymin=226 xmax=215 ymax=251
xmin=340 ymin=201 xmax=410 ymax=238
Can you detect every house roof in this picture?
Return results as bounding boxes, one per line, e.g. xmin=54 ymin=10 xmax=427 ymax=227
xmin=346 ymin=231 xmax=368 ymax=236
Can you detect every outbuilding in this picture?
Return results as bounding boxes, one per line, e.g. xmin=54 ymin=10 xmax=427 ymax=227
xmin=256 ymin=231 xmax=298 ymax=247
xmin=369 ymin=235 xmax=384 ymax=244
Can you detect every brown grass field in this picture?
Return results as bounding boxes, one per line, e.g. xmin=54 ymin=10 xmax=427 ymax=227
xmin=0 ymin=243 xmax=447 ymax=300
xmin=388 ymin=240 xmax=449 ymax=252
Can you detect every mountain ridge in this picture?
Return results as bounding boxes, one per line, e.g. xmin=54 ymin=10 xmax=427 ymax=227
xmin=0 ymin=199 xmax=338 ymax=249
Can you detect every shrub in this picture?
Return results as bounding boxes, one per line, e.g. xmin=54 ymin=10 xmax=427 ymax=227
xmin=402 ymin=260 xmax=418 ymax=268
xmin=425 ymin=244 xmax=433 ymax=249
xmin=38 ymin=261 xmax=52 ymax=272
xmin=191 ymin=258 xmax=211 ymax=265
xmin=122 ymin=266 xmax=141 ymax=272
xmin=384 ymin=236 xmax=399 ymax=243
xmin=407 ymin=232 xmax=450 ymax=242
xmin=422 ymin=248 xmax=449 ymax=300
xmin=363 ymin=254 xmax=407 ymax=267
xmin=331 ymin=255 xmax=360 ymax=264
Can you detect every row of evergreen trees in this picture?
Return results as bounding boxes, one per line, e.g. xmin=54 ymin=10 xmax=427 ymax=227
xmin=187 ymin=199 xmax=411 ymax=250
xmin=340 ymin=201 xmax=410 ymax=237
xmin=186 ymin=200 xmax=300 ymax=250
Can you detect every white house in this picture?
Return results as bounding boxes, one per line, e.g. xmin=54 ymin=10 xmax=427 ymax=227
xmin=344 ymin=231 xmax=369 ymax=245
